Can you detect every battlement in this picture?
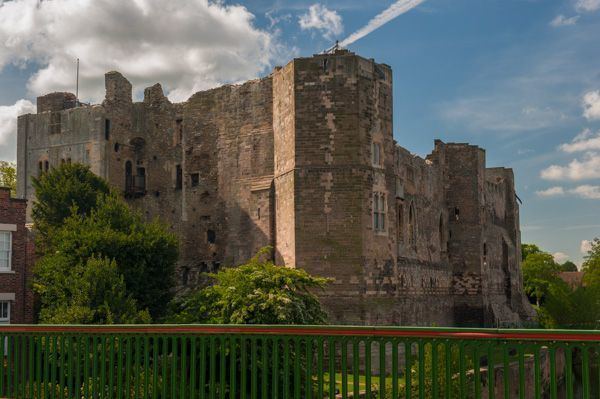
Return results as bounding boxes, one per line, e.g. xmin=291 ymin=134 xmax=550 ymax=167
xmin=36 ymin=92 xmax=77 ymax=113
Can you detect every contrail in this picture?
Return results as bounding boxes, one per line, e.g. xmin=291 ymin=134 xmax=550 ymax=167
xmin=339 ymin=0 xmax=427 ymax=47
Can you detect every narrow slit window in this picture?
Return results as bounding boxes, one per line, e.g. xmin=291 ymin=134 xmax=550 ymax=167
xmin=175 ymin=165 xmax=183 ymax=190
xmin=105 ymin=119 xmax=111 ymax=140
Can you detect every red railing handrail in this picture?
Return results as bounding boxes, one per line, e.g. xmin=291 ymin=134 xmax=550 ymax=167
xmin=0 ymin=324 xmax=599 ymax=342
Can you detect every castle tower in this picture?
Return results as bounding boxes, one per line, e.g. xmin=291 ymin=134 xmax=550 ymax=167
xmin=273 ymin=50 xmax=394 ymax=323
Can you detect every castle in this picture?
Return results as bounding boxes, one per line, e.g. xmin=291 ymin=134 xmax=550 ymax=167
xmin=16 ymin=49 xmax=534 ymax=327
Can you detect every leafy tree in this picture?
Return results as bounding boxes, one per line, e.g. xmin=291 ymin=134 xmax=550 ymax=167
xmin=41 ymin=193 xmax=178 ymax=320
xmin=522 ymin=252 xmax=563 ymax=306
xmin=35 ymin=256 xmax=150 ymax=324
xmin=560 ymin=260 xmax=578 ymax=272
xmin=521 ymin=243 xmax=542 ymax=261
xmin=169 ymin=247 xmax=330 ymax=325
xmin=583 ymin=238 xmax=600 ymax=286
xmin=539 ymin=283 xmax=600 ymax=329
xmin=0 ymin=161 xmax=16 ymax=196
xmin=32 ymin=163 xmax=110 ymax=239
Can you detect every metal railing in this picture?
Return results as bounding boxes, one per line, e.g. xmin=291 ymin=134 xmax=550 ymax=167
xmin=0 ymin=325 xmax=598 ymax=398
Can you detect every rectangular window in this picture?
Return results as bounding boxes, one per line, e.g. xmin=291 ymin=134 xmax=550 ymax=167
xmin=0 ymin=301 xmax=9 ymax=324
xmin=0 ymin=232 xmax=11 ymax=270
xmin=371 ymin=142 xmax=382 ymax=167
xmin=373 ymin=193 xmax=386 ymax=232
xmin=191 ymin=173 xmax=200 ymax=187
xmin=396 ymin=178 xmax=404 ymax=199
xmin=105 ymin=119 xmax=111 ymax=140
xmin=176 ymin=165 xmax=183 ymax=190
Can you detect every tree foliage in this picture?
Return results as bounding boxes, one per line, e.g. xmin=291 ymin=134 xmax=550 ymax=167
xmin=32 ymin=163 xmax=178 ymax=323
xmin=40 ymin=193 xmax=178 ymax=320
xmin=31 ymin=163 xmax=110 ymax=239
xmin=0 ymin=161 xmax=16 ymax=196
xmin=522 ymin=251 xmax=563 ymax=306
xmin=539 ymin=283 xmax=600 ymax=329
xmin=521 ymin=243 xmax=542 ymax=261
xmin=35 ymin=256 xmax=150 ymax=324
xmin=560 ymin=260 xmax=578 ymax=272
xmin=582 ymin=238 xmax=600 ymax=286
xmin=169 ymin=247 xmax=330 ymax=325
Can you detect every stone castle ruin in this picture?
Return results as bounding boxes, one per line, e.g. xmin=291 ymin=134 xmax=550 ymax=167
xmin=17 ymin=50 xmax=534 ymax=327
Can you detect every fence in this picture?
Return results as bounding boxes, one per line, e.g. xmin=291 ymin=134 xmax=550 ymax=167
xmin=0 ymin=325 xmax=598 ymax=398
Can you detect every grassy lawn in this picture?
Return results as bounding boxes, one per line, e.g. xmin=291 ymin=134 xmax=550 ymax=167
xmin=318 ymin=372 xmax=407 ymax=394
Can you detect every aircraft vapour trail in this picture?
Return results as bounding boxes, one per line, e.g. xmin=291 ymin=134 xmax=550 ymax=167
xmin=339 ymin=0 xmax=427 ymax=47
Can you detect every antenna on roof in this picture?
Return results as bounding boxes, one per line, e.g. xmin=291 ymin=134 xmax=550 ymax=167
xmin=75 ymin=58 xmax=80 ymax=107
xmin=323 ymin=40 xmax=342 ymax=54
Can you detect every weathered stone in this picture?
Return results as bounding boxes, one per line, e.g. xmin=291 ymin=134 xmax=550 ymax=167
xmin=16 ymin=50 xmax=535 ymax=327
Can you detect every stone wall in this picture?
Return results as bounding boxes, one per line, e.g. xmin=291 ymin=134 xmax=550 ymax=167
xmin=16 ymin=49 xmax=534 ymax=327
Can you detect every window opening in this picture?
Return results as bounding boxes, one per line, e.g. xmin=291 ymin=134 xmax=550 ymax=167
xmin=373 ymin=193 xmax=386 ymax=232
xmin=175 ymin=165 xmax=183 ymax=190
xmin=0 ymin=232 xmax=11 ymax=270
xmin=191 ymin=173 xmax=200 ymax=187
xmin=105 ymin=119 xmax=111 ymax=140
xmin=0 ymin=301 xmax=9 ymax=324
xmin=207 ymin=229 xmax=216 ymax=244
xmin=397 ymin=203 xmax=404 ymax=244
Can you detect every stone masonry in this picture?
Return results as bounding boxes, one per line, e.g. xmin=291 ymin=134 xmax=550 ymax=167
xmin=16 ymin=50 xmax=535 ymax=327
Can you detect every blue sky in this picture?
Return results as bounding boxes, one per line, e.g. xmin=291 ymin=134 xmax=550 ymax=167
xmin=0 ymin=0 xmax=598 ymax=264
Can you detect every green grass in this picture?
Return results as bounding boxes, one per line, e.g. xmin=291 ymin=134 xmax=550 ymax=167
xmin=318 ymin=372 xmax=407 ymax=394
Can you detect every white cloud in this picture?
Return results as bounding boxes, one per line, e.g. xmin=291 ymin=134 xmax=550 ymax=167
xmin=553 ymin=252 xmax=570 ymax=264
xmin=550 ymin=15 xmax=580 ymax=27
xmin=583 ymin=91 xmax=600 ymax=120
xmin=581 ymin=239 xmax=592 ymax=254
xmin=299 ymin=4 xmax=343 ymax=40
xmin=559 ymin=129 xmax=600 ymax=152
xmin=536 ymin=186 xmax=565 ymax=197
xmin=536 ymin=184 xmax=600 ymax=199
xmin=576 ymin=0 xmax=600 ymax=12
xmin=570 ymin=184 xmax=600 ymax=199
xmin=0 ymin=99 xmax=35 ymax=161
xmin=0 ymin=0 xmax=289 ymax=102
xmin=540 ymin=152 xmax=600 ymax=181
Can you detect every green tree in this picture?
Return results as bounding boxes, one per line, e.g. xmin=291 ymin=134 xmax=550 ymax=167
xmin=32 ymin=163 xmax=110 ymax=239
xmin=582 ymin=238 xmax=600 ymax=286
xmin=0 ymin=161 xmax=16 ymax=196
xmin=521 ymin=243 xmax=542 ymax=261
xmin=35 ymin=256 xmax=150 ymax=324
xmin=539 ymin=283 xmax=600 ymax=329
xmin=41 ymin=193 xmax=178 ymax=320
xmin=169 ymin=247 xmax=330 ymax=325
xmin=522 ymin=252 xmax=563 ymax=306
xmin=560 ymin=260 xmax=578 ymax=272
